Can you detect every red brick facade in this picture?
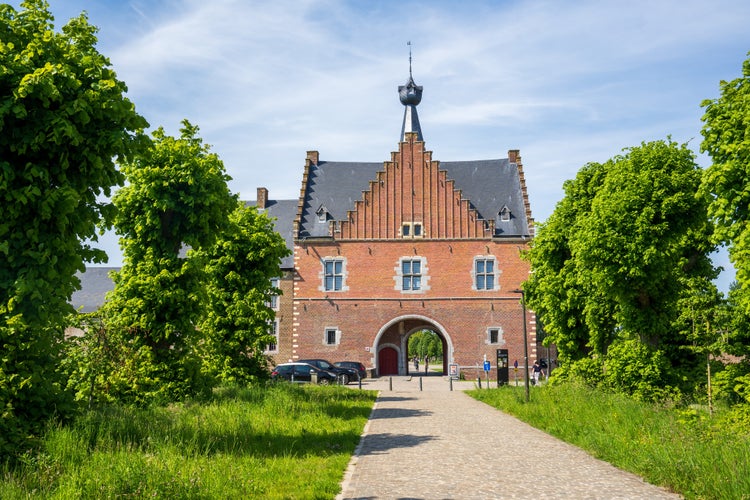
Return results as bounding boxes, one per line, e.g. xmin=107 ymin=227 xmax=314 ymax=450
xmin=267 ymin=131 xmax=538 ymax=379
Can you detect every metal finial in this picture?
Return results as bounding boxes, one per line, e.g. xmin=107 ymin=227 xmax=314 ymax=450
xmin=408 ymin=41 xmax=412 ymax=78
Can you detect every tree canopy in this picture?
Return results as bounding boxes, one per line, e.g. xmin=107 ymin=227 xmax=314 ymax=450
xmin=701 ymin=52 xmax=750 ymax=313
xmin=199 ymin=203 xmax=290 ymax=385
xmin=102 ymin=120 xmax=237 ymax=403
xmin=0 ymin=0 xmax=147 ymax=454
xmin=408 ymin=330 xmax=442 ymax=361
xmin=524 ymin=139 xmax=718 ymax=400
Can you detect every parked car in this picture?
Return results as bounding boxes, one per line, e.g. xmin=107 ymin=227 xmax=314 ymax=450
xmin=298 ymin=359 xmax=358 ymax=385
xmin=270 ymin=362 xmax=338 ymax=385
xmin=335 ymin=361 xmax=367 ymax=380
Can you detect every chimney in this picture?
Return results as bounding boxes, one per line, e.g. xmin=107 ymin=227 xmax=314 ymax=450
xmin=257 ymin=187 xmax=268 ymax=209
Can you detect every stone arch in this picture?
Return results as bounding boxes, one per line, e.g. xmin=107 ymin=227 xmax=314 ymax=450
xmin=373 ymin=315 xmax=454 ymax=376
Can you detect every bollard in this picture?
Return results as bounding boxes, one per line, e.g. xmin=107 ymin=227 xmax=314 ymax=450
xmin=358 ymin=374 xmax=362 ymax=390
xmin=477 ymin=376 xmax=482 ymax=389
xmin=450 ymin=377 xmax=453 ymax=391
xmin=419 ymin=377 xmax=423 ymax=391
xmin=311 ymin=370 xmax=318 ymax=384
xmin=389 ymin=376 xmax=393 ymax=391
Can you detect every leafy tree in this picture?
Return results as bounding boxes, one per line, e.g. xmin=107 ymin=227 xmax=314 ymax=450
xmin=0 ymin=1 xmax=146 ymax=454
xmin=579 ymin=141 xmax=716 ymax=355
xmin=708 ymin=282 xmax=750 ymax=409
xmin=700 ymin=52 xmax=750 ymax=409
xmin=723 ymin=282 xmax=750 ymax=359
xmin=524 ymin=162 xmax=614 ymax=367
xmin=408 ymin=330 xmax=442 ymax=360
xmin=525 ymin=140 xmax=718 ymax=398
xmin=700 ymin=52 xmax=750 ymax=313
xmin=198 ymin=203 xmax=290 ymax=385
xmin=102 ymin=121 xmax=236 ymax=403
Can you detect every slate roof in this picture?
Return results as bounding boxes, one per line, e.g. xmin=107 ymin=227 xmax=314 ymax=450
xmin=297 ymin=158 xmax=530 ymax=239
xmin=246 ymin=198 xmax=297 ymax=270
xmin=70 ymin=267 xmax=117 ymax=313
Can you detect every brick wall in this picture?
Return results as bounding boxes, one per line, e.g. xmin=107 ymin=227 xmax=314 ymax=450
xmin=290 ymin=238 xmax=534 ymax=375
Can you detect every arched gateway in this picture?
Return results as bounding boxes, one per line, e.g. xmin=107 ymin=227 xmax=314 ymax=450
xmin=374 ymin=315 xmax=453 ymax=376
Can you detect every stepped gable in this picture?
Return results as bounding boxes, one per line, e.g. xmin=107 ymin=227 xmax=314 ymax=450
xmin=294 ymin=66 xmax=533 ymax=241
xmin=295 ymin=140 xmax=532 ymax=241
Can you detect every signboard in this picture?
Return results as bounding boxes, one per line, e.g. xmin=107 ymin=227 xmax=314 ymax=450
xmin=483 ymin=360 xmax=491 ymax=372
xmin=496 ymin=349 xmax=509 ymax=386
xmin=448 ymin=363 xmax=459 ymax=380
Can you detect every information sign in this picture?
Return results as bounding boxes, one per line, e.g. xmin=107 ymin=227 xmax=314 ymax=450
xmin=496 ymin=349 xmax=509 ymax=386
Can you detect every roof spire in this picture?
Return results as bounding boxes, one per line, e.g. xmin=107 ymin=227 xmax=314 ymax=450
xmin=408 ymin=40 xmax=412 ymax=79
xmin=399 ymin=41 xmax=423 ymax=142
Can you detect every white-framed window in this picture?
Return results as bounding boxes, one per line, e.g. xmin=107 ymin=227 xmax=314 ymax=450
xmin=324 ymin=327 xmax=339 ymax=346
xmin=402 ymin=259 xmax=421 ymax=291
xmin=321 ymin=258 xmax=346 ymax=292
xmin=488 ymin=327 xmax=503 ymax=345
xmin=268 ymin=277 xmax=280 ymax=310
xmin=395 ymin=256 xmax=429 ymax=293
xmin=473 ymin=256 xmax=499 ymax=291
xmin=266 ymin=320 xmax=279 ymax=352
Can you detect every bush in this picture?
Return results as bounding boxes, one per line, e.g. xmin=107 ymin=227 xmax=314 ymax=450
xmin=553 ymin=356 xmax=604 ymax=387
xmin=712 ymin=361 xmax=750 ymax=405
xmin=603 ymin=339 xmax=679 ymax=402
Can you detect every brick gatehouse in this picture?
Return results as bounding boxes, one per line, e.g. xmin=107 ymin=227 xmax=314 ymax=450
xmin=257 ymin=69 xmax=539 ymax=379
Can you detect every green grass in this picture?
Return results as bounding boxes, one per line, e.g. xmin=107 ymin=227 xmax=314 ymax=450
xmin=469 ymin=384 xmax=750 ymax=500
xmin=1 ymin=383 xmax=377 ymax=499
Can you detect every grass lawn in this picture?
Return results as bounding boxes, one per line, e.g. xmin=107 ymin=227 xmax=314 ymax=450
xmin=1 ymin=384 xmax=377 ymax=499
xmin=469 ymin=383 xmax=750 ymax=500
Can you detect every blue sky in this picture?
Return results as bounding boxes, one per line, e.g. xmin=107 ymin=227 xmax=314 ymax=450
xmin=34 ymin=1 xmax=750 ymax=289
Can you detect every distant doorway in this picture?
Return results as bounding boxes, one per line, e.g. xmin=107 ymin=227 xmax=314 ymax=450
xmin=378 ymin=347 xmax=398 ymax=376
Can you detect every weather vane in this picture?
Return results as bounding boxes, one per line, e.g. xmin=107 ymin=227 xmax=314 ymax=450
xmin=408 ymin=41 xmax=412 ymax=78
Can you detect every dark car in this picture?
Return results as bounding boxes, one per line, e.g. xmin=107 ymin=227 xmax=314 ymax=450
xmin=298 ymin=359 xmax=358 ymax=385
xmin=335 ymin=361 xmax=367 ymax=380
xmin=271 ymin=362 xmax=338 ymax=385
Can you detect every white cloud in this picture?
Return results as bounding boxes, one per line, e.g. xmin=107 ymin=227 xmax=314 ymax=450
xmin=35 ymin=0 xmax=750 ymax=288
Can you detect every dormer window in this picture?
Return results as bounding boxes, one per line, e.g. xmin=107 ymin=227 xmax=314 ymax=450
xmin=316 ymin=205 xmax=329 ymax=223
xmin=499 ymin=206 xmax=511 ymax=222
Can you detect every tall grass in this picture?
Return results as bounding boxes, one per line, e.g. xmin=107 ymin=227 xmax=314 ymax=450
xmin=470 ymin=384 xmax=750 ymax=500
xmin=1 ymin=384 xmax=377 ymax=499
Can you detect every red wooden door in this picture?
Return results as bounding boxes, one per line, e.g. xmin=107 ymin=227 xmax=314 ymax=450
xmin=378 ymin=347 xmax=398 ymax=376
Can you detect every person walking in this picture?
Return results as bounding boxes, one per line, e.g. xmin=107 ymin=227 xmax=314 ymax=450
xmin=413 ymin=356 xmax=419 ymax=371
xmin=531 ymin=360 xmax=544 ymax=385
